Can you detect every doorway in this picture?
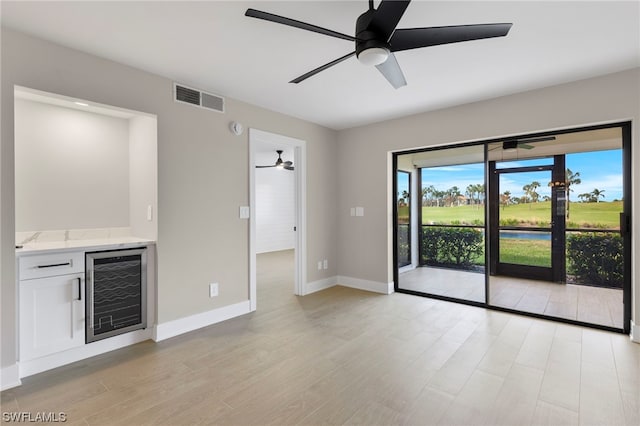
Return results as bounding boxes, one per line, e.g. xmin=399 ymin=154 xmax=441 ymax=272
xmin=488 ymin=156 xmax=565 ymax=282
xmin=249 ymin=129 xmax=307 ymax=312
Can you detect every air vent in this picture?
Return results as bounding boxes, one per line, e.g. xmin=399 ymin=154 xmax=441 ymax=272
xmin=173 ymin=83 xmax=225 ymax=113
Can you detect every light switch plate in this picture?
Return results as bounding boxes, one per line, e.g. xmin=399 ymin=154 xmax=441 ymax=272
xmin=355 ymin=207 xmax=364 ymax=217
xmin=350 ymin=207 xmax=356 ymax=217
xmin=239 ymin=206 xmax=250 ymax=219
xmin=209 ymin=283 xmax=219 ymax=297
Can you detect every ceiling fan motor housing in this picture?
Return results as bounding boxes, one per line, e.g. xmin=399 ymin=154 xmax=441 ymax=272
xmin=355 ymin=10 xmax=390 ymax=60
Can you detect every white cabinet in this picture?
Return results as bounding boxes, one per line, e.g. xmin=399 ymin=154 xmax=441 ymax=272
xmin=19 ymin=253 xmax=85 ymax=362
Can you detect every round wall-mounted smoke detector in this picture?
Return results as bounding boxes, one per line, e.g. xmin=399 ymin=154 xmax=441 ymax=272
xmin=229 ymin=121 xmax=244 ymax=136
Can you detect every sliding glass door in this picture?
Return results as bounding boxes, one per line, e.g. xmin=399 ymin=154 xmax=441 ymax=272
xmin=394 ymin=122 xmax=631 ymax=333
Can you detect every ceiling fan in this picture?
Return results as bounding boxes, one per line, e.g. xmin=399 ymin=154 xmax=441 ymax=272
xmin=499 ymin=136 xmax=557 ymax=151
xmin=245 ymin=0 xmax=512 ymax=89
xmin=256 ymin=150 xmax=294 ymax=171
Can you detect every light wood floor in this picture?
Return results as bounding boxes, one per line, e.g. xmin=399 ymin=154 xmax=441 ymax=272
xmin=2 ymin=250 xmax=638 ymax=425
xmin=399 ymin=266 xmax=623 ymax=328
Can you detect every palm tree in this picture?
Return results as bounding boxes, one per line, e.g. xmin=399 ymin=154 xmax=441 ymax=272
xmin=422 ymin=185 xmax=435 ymax=206
xmin=402 ymin=190 xmax=410 ymax=205
xmin=578 ymin=192 xmax=592 ymax=202
xmin=500 ymin=190 xmax=511 ymax=210
xmin=522 ymin=183 xmax=532 ymax=206
xmin=476 ymin=183 xmax=486 ymax=207
xmin=591 ymin=188 xmax=605 ymax=202
xmin=529 ymin=181 xmax=541 ymax=203
xmin=449 ymin=186 xmax=461 ymax=206
xmin=466 ymin=184 xmax=475 ymax=206
xmin=565 ymin=168 xmax=581 ymax=219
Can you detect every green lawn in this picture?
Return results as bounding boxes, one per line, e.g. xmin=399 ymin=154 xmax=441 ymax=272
xmin=401 ymin=201 xmax=621 ymax=229
xmin=499 ymin=239 xmax=551 ymax=267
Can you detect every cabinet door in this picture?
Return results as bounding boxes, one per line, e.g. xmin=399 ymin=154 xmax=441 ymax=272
xmin=20 ymin=274 xmax=85 ymax=361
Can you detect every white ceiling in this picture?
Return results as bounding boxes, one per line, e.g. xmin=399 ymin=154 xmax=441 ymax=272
xmin=2 ymin=1 xmax=638 ymax=130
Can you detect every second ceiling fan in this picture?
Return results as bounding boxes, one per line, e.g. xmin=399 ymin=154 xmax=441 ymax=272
xmin=246 ymin=0 xmax=512 ymax=89
xmin=256 ymin=150 xmax=294 ymax=171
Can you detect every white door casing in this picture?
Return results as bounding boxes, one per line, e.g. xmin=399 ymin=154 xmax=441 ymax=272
xmin=249 ymin=128 xmax=307 ymax=311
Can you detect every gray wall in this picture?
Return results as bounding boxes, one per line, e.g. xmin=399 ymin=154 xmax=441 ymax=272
xmin=14 ymin=98 xmax=130 ymax=231
xmin=1 ymin=28 xmax=338 ymax=370
xmin=128 ymin=114 xmax=158 ymax=240
xmin=337 ymin=68 xmax=640 ymax=327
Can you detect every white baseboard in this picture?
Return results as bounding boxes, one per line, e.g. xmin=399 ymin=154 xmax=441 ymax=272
xmin=304 ymin=276 xmax=337 ymax=295
xmin=337 ymin=275 xmax=394 ymax=295
xmin=631 ymin=320 xmax=640 ymax=343
xmin=1 ymin=363 xmax=21 ymax=391
xmin=154 ymin=300 xmax=251 ymax=342
xmin=19 ymin=328 xmax=153 ymax=378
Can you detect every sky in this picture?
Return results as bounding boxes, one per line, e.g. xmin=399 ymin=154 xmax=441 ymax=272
xmin=398 ymin=149 xmax=623 ymax=201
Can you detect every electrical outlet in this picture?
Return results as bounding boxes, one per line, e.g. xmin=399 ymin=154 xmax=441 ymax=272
xmin=323 ymin=259 xmax=328 ymax=269
xmin=317 ymin=261 xmax=322 ymax=270
xmin=209 ymin=282 xmax=219 ymax=298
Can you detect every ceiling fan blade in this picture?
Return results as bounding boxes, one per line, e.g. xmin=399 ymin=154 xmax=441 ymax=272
xmin=389 ymin=23 xmax=513 ymax=52
xmin=284 ymin=166 xmax=295 ymax=171
xmin=517 ymin=136 xmax=556 ymax=144
xmin=283 ymin=161 xmax=293 ymax=167
xmin=290 ymin=51 xmax=356 ymax=84
xmin=375 ymin=53 xmax=407 ymax=89
xmin=255 ymin=165 xmax=276 ymax=168
xmin=245 ymin=8 xmax=356 ymax=42
xmin=519 ymin=143 xmax=535 ymax=150
xmin=369 ymin=0 xmax=411 ymax=41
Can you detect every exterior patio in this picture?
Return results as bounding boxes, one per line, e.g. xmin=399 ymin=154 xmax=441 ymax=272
xmin=399 ymin=266 xmax=623 ymax=329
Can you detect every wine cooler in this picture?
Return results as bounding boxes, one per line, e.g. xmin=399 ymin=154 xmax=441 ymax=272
xmin=86 ymin=248 xmax=147 ymax=343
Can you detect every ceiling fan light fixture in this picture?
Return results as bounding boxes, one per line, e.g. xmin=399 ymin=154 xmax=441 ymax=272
xmin=503 ymin=140 xmax=518 ymax=152
xmin=357 ymin=47 xmax=390 ymax=66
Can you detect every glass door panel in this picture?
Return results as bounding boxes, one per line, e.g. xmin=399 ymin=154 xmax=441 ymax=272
xmin=498 ymin=169 xmax=553 ymax=274
xmin=487 ymin=126 xmax=628 ymax=332
xmin=396 ymin=145 xmax=486 ymax=304
xmin=397 ymin=171 xmax=411 ymax=268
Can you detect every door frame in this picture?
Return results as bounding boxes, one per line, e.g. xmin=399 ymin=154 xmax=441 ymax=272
xmin=488 ymin=159 xmax=565 ymax=282
xmin=249 ymin=128 xmax=307 ymax=311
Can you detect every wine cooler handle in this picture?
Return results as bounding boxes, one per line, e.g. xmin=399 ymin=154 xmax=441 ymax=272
xmin=89 ymin=270 xmax=95 ymax=330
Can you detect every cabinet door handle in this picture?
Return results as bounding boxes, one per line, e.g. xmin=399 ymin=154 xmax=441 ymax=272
xmin=36 ymin=262 xmax=71 ymax=269
xmin=77 ymin=277 xmax=82 ymax=301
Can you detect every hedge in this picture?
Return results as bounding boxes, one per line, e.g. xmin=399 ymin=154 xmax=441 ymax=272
xmin=567 ymin=232 xmax=623 ymax=288
xmin=421 ymin=227 xmax=483 ymax=268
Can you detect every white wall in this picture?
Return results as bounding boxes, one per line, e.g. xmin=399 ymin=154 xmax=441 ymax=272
xmin=255 ymin=163 xmax=295 ymax=254
xmin=1 ymin=28 xmax=339 ymax=380
xmin=14 ymin=98 xmax=130 ymax=231
xmin=337 ymin=68 xmax=640 ymax=336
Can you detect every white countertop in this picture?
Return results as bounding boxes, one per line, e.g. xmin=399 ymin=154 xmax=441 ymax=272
xmin=16 ymin=236 xmax=155 ymax=256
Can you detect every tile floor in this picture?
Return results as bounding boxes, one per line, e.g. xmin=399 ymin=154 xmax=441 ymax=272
xmin=399 ymin=266 xmax=624 ymax=328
